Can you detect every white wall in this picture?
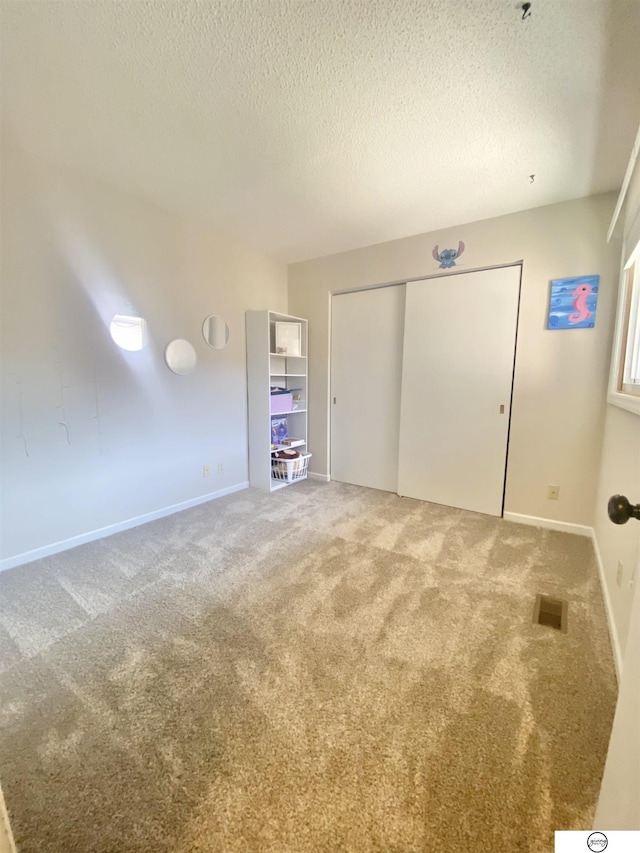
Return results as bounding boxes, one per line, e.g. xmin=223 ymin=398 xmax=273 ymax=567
xmin=289 ymin=194 xmax=620 ymax=528
xmin=0 ymin=142 xmax=287 ymax=565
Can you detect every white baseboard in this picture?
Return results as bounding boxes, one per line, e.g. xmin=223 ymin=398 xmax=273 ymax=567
xmin=0 ymin=482 xmax=249 ymax=573
xmin=504 ymin=512 xmax=623 ymax=681
xmin=503 ymin=511 xmax=592 ymax=537
xmin=308 ymin=471 xmax=331 ymax=482
xmin=590 ymin=530 xmax=623 ymax=681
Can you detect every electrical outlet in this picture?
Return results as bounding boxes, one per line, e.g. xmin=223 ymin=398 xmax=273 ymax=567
xmin=616 ymin=561 xmax=624 ymax=586
xmin=547 ymin=484 xmax=560 ymax=500
xmin=203 ymin=464 xmax=211 ymax=478
xmin=218 ymin=463 xmax=224 ymax=474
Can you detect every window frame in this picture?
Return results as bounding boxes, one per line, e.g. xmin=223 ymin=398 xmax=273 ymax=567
xmin=608 ymin=238 xmax=640 ymax=415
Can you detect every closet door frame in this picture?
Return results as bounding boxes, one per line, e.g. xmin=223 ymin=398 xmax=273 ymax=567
xmin=327 ymin=262 xmax=522 ymax=513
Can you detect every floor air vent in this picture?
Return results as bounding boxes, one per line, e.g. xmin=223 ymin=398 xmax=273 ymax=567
xmin=533 ymin=594 xmax=568 ymax=632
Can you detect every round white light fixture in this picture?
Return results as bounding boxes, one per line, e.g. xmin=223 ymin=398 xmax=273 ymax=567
xmin=109 ymin=314 xmax=147 ymax=352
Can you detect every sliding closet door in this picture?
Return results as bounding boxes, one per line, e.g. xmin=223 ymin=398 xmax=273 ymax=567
xmin=397 ymin=266 xmax=520 ymax=516
xmin=331 ymin=285 xmax=405 ymax=491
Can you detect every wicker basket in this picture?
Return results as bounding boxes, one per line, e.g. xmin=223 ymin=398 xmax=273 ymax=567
xmin=271 ymin=453 xmax=311 ymax=483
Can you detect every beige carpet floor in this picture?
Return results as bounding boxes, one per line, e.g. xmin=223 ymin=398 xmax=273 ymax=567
xmin=0 ymin=481 xmax=617 ymax=852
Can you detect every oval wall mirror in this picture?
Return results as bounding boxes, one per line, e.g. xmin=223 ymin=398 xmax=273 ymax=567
xmin=202 ymin=315 xmax=229 ymax=349
xmin=165 ymin=339 xmax=197 ymax=375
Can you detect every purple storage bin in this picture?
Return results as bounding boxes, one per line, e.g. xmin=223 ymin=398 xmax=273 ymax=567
xmin=270 ymin=392 xmax=293 ymax=414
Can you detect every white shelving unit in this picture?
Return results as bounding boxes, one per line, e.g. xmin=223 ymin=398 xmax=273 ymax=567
xmin=246 ymin=310 xmax=310 ymax=491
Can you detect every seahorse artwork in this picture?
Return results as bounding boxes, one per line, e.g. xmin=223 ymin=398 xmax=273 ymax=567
xmin=568 ymin=282 xmax=593 ymax=324
xmin=432 ymin=241 xmax=465 ymax=269
xmin=547 ymin=275 xmax=599 ymax=330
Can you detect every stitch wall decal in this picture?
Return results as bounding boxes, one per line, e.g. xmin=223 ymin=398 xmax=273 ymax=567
xmin=547 ymin=275 xmax=599 ymax=329
xmin=432 ymin=241 xmax=465 ymax=269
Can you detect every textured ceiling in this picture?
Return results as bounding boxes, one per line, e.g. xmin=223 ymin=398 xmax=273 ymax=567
xmin=1 ymin=0 xmax=639 ymax=262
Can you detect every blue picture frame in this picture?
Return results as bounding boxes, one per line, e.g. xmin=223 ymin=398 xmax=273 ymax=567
xmin=548 ymin=275 xmax=599 ymax=330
